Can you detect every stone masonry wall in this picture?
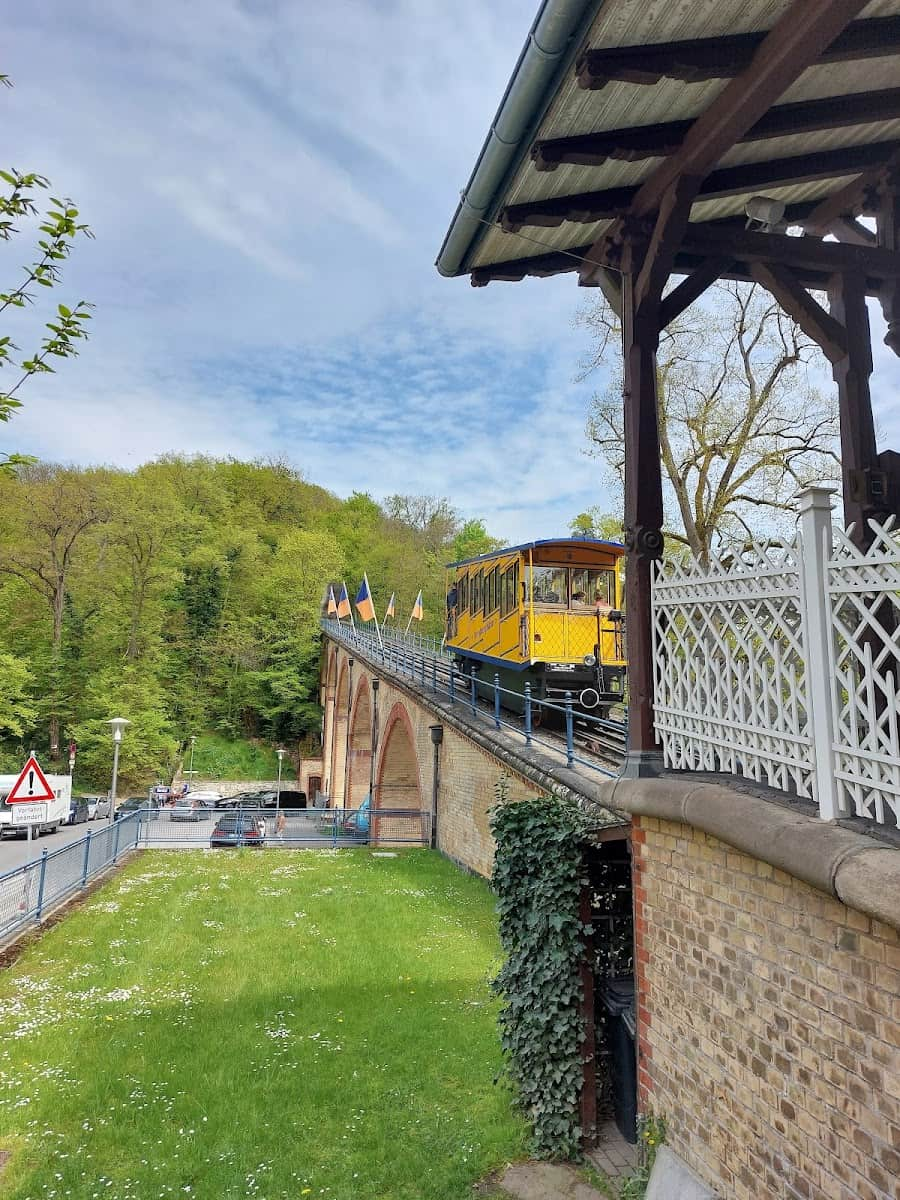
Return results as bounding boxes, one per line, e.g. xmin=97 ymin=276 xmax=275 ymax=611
xmin=633 ymin=815 xmax=900 ymax=1200
xmin=323 ymin=642 xmax=540 ymax=877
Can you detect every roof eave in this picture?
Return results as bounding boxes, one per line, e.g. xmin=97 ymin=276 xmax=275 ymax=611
xmin=435 ymin=0 xmax=603 ymax=279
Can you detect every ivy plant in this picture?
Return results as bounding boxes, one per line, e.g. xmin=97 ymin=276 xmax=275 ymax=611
xmin=490 ymin=783 xmax=597 ymax=1159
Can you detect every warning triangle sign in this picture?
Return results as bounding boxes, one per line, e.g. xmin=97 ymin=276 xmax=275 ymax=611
xmin=7 ymin=755 xmax=56 ymax=803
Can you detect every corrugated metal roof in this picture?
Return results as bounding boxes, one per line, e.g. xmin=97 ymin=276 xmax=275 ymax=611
xmin=445 ymin=0 xmax=900 ymax=276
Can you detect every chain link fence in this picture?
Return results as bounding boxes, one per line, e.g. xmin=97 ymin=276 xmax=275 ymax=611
xmin=0 ymin=812 xmax=141 ymax=942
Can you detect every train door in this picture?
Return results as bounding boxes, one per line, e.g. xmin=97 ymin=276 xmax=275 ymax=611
xmin=498 ymin=559 xmax=520 ymax=659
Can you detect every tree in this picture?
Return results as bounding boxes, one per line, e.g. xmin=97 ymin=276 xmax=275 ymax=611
xmin=0 ymin=77 xmax=93 ymax=471
xmin=0 ymin=465 xmax=109 ymax=759
xmin=568 ymin=510 xmax=624 ymax=541
xmin=385 ymin=494 xmax=459 ymax=554
xmin=0 ymin=650 xmax=36 ymax=739
xmin=452 ymin=519 xmax=504 ymax=561
xmin=578 ymin=281 xmax=840 ymax=559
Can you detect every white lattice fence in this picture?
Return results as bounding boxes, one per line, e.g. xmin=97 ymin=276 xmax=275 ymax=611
xmin=652 ymin=542 xmax=816 ymax=798
xmin=652 ymin=487 xmax=900 ymax=828
xmin=828 ymin=519 xmax=900 ymax=827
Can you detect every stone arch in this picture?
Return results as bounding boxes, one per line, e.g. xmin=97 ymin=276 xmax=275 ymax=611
xmin=330 ymin=657 xmax=351 ymax=807
xmin=347 ymin=677 xmax=373 ymax=810
xmin=375 ymin=703 xmax=423 ymax=812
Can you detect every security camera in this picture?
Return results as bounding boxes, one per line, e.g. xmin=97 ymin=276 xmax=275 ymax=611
xmin=745 ymin=195 xmax=786 ymax=233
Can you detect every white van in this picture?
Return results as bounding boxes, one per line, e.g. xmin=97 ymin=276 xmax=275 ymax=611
xmin=0 ymin=774 xmax=72 ymax=837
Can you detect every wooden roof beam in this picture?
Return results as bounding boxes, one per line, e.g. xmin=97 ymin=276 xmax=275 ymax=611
xmin=470 ymin=248 xmax=886 ymax=296
xmin=575 ymin=15 xmax=900 ymax=91
xmin=533 ymin=89 xmax=900 ymax=172
xmin=679 ymin=221 xmax=900 ymax=281
xmin=503 ymin=142 xmax=900 ymax=231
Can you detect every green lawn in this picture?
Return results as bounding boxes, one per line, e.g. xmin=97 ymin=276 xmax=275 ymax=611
xmin=186 ymin=732 xmax=297 ymax=781
xmin=0 ymin=850 xmax=526 ymax=1199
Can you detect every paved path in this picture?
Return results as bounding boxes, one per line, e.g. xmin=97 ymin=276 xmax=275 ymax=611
xmin=0 ymin=820 xmax=96 ymax=874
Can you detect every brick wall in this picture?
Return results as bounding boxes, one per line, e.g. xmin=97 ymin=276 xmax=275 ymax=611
xmin=634 ymin=815 xmax=900 ymax=1200
xmin=323 ymin=642 xmax=540 ymax=877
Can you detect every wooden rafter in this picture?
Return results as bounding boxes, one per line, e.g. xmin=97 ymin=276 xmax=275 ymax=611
xmin=575 ymin=15 xmax=900 ymax=91
xmin=748 ymin=261 xmax=848 ymax=362
xmin=580 ymin=0 xmax=870 ymax=287
xmin=658 ymin=258 xmax=732 ymax=329
xmin=679 ymin=222 xmax=900 ymax=280
xmin=503 ymin=141 xmax=899 ymax=232
xmin=533 ymin=89 xmax=900 ymax=172
xmin=470 ymin=245 xmax=889 ymax=296
xmin=802 ymin=147 xmax=900 ymax=233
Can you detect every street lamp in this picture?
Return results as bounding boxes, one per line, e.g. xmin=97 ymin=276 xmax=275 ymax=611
xmin=106 ymin=717 xmax=130 ymax=821
xmin=275 ymin=748 xmax=286 ymax=811
xmin=188 ymin=736 xmax=197 ymax=788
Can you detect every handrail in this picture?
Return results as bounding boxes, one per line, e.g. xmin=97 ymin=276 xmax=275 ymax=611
xmin=322 ymin=618 xmax=624 ymax=778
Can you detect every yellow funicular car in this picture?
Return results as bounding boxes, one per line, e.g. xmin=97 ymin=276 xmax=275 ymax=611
xmin=445 ymin=538 xmax=626 ymax=718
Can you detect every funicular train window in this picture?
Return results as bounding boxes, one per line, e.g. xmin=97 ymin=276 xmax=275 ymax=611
xmin=458 ymin=573 xmax=468 ymax=612
xmin=571 ymin=568 xmax=615 ymax=609
xmin=485 ymin=567 xmax=499 ymax=614
xmin=501 ymin=564 xmax=518 ymax=616
xmin=531 ymin=566 xmax=568 ymax=606
xmin=471 ymin=570 xmax=483 ymax=614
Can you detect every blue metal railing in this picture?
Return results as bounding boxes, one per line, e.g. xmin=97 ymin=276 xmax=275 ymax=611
xmin=322 ymin=619 xmax=625 ymax=777
xmin=0 ymin=811 xmax=142 ymax=942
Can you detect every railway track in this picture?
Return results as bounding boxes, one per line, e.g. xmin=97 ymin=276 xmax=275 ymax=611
xmin=573 ymin=718 xmax=627 ymax=767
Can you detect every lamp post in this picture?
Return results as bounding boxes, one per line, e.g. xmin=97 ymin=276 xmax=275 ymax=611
xmin=188 ymin=735 xmax=197 ymax=780
xmin=106 ymin=718 xmax=130 ymax=822
xmin=275 ymin=748 xmax=286 ymax=810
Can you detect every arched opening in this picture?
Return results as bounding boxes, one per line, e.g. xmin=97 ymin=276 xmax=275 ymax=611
xmin=375 ymin=705 xmax=421 ymax=812
xmin=347 ymin=679 xmax=373 ymax=811
xmin=330 ymin=659 xmax=351 ymax=808
xmin=374 ymin=704 xmax=424 ymax=845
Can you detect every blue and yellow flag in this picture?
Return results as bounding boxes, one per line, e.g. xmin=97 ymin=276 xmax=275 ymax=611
xmin=410 ymin=590 xmax=424 ymax=621
xmin=385 ymin=592 xmax=396 ymax=620
xmin=326 ymin=586 xmax=338 ymax=616
xmin=336 ymin=582 xmax=351 ymax=619
xmin=355 ymin=575 xmax=375 ymax=622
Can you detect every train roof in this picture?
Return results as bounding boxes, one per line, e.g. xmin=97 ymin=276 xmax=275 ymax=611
xmin=446 ymin=537 xmax=625 ymax=569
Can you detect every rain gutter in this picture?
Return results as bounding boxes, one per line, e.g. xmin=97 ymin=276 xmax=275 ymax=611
xmin=435 ymin=0 xmax=603 ymax=279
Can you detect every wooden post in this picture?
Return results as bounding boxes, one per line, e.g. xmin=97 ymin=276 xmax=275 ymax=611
xmin=622 ymin=274 xmax=665 ymax=773
xmin=827 ymin=271 xmax=881 ymax=542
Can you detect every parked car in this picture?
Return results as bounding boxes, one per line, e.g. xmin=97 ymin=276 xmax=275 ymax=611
xmin=115 ymin=796 xmax=160 ymax=821
xmin=81 ymin=795 xmax=107 ymax=820
xmin=262 ymin=789 xmax=307 ymax=810
xmin=66 ymin=797 xmax=90 ymax=826
xmin=170 ymin=796 xmax=211 ymax=822
xmin=184 ymin=790 xmax=221 ymax=807
xmin=217 ymin=790 xmax=274 ymax=809
xmin=210 ymin=811 xmax=266 ymax=848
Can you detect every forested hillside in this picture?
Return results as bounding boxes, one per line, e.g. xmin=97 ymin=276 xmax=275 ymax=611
xmin=0 ymin=458 xmax=498 ymax=789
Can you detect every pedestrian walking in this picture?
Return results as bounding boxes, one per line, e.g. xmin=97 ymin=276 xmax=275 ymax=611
xmin=276 ymin=809 xmax=286 ymax=842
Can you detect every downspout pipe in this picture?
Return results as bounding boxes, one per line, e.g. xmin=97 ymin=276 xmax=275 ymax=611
xmin=429 ymin=725 xmax=444 ymax=849
xmin=435 ymin=0 xmax=599 ymax=278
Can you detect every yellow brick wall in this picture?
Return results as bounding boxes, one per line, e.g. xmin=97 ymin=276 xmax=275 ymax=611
xmin=323 ymin=643 xmax=539 ymax=877
xmin=634 ymin=816 xmax=900 ymax=1200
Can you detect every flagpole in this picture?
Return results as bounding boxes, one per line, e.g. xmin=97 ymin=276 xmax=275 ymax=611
xmin=366 ymin=573 xmax=385 ymax=654
xmin=345 ymin=582 xmax=356 ymax=629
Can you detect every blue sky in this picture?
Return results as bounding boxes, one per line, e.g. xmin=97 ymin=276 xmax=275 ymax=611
xmin=3 ymin=0 xmax=611 ymax=544
xmin=6 ymin=1 xmax=900 ymax=546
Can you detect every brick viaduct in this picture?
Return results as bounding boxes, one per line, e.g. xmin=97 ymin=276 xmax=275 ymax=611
xmin=321 ymin=627 xmax=900 ymax=1199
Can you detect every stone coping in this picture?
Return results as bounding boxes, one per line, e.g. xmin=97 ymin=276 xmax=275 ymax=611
xmin=597 ymin=775 xmax=900 ymax=933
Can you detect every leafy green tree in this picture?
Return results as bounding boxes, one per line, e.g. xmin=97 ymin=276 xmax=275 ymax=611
xmin=0 ymin=78 xmax=93 ymax=472
xmin=0 ymin=650 xmax=36 ymax=738
xmin=452 ymin=519 xmax=504 ymax=561
xmin=568 ymin=510 xmax=624 ymax=541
